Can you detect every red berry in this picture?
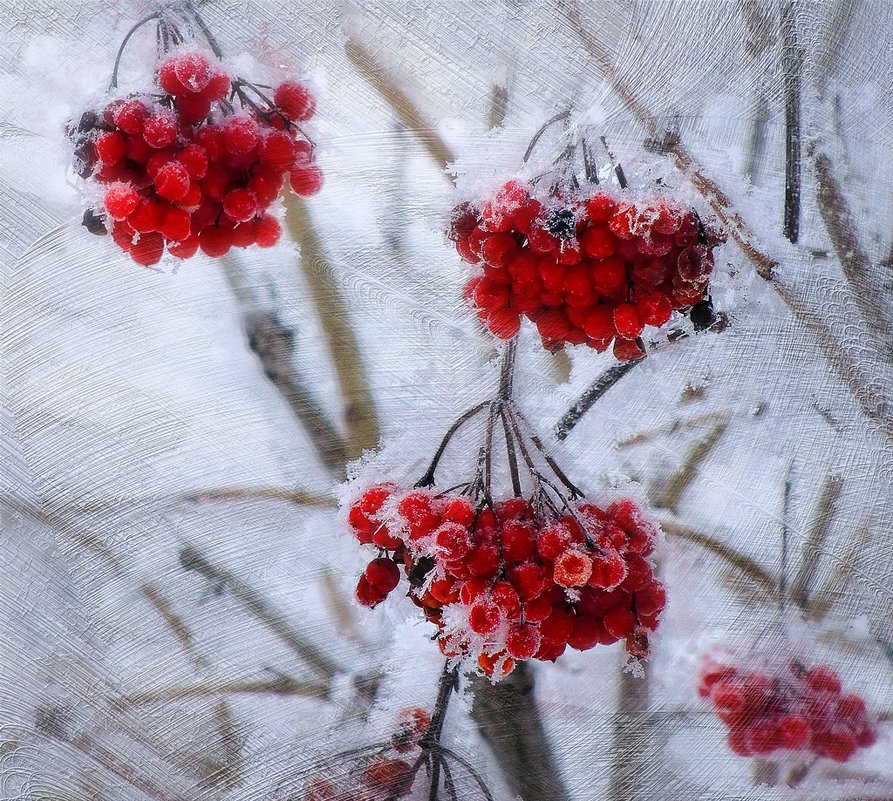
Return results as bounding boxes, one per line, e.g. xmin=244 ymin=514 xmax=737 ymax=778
xmin=158 ymin=58 xmax=186 ymax=95
xmin=177 ymin=144 xmax=209 ymax=180
xmin=435 ymin=522 xmax=471 ymax=560
xmin=778 ymin=715 xmax=811 ymax=750
xmin=202 ymin=70 xmax=231 ymax=102
xmin=199 ymin=225 xmax=233 ymax=258
xmin=254 ymin=216 xmax=282 ymax=248
xmin=154 ymin=161 xmax=191 ymax=202
xmin=638 ymin=293 xmax=673 ymax=327
xmin=553 ymin=549 xmax=593 ymax=588
xmin=104 ymin=183 xmax=140 ymax=220
xmin=807 ymin=666 xmax=842 ymax=696
xmin=95 ymin=131 xmax=127 ymax=164
xmin=113 ymin=99 xmax=148 ymax=135
xmin=160 ymin=206 xmax=192 ymax=242
xmin=506 ymin=624 xmax=542 ymax=659
xmin=259 ymin=131 xmax=297 ymax=170
xmin=364 ymin=557 xmax=400 ymax=594
xmin=613 ymin=304 xmax=643 ymax=339
xmin=581 ymin=226 xmax=617 ymax=259
xmin=222 ymin=116 xmax=259 ymax=155
xmin=290 ymin=166 xmax=324 ymax=196
xmin=275 ymin=80 xmax=316 ymax=121
xmin=143 ymin=115 xmax=178 ymax=149
xmin=168 ymin=236 xmax=199 ymax=259
xmin=130 ymin=232 xmax=165 ymax=266
xmin=223 ymin=188 xmax=258 ymax=223
xmin=468 ymin=600 xmax=502 ymax=635
xmin=175 ymin=93 xmax=212 ymax=126
xmin=589 ymin=550 xmax=627 ymax=589
xmin=174 ymin=51 xmax=214 ymax=94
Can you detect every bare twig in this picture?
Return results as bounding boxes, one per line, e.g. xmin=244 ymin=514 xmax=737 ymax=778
xmin=781 ymin=0 xmax=802 ymax=243
xmin=555 ymin=360 xmax=641 ymax=440
xmin=469 ymin=662 xmax=569 ymax=801
xmin=283 ymin=194 xmax=381 ymax=462
xmin=813 ymin=150 xmax=893 ymax=340
xmin=179 ymin=545 xmax=342 ymax=682
xmin=344 ymin=39 xmax=456 ymax=171
xmin=789 ymin=475 xmax=842 ymax=608
xmin=654 ymin=423 xmax=728 ymax=513
xmin=660 ymin=519 xmax=778 ymax=599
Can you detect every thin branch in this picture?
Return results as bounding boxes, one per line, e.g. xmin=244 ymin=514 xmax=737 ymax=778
xmin=654 ymin=423 xmax=728 ymax=513
xmin=789 ymin=475 xmax=842 ymax=609
xmin=660 ymin=519 xmax=779 ymax=599
xmin=283 ymin=193 xmax=381 ymax=462
xmin=416 ymin=401 xmax=489 ymax=487
xmin=555 ymin=360 xmax=641 ymax=440
xmin=344 ymin=39 xmax=456 ymax=171
xmin=179 ymin=545 xmax=342 ymax=682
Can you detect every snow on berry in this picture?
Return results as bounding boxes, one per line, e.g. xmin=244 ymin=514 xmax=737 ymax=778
xmin=345 ymin=482 xmax=665 ymax=680
xmin=69 ymin=36 xmax=322 ymax=267
xmin=450 ymin=180 xmax=724 ymax=358
xmin=699 ymin=656 xmax=878 ymax=762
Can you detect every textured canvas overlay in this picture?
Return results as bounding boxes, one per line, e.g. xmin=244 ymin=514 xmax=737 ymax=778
xmin=1 ymin=2 xmax=892 ymax=800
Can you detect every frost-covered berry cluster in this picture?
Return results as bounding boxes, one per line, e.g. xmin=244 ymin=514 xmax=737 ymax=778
xmin=450 ymin=181 xmax=723 ymax=359
xmin=69 ymin=46 xmax=320 ymax=266
xmin=349 ymin=485 xmax=665 ymax=680
xmin=699 ymin=658 xmax=877 ymax=762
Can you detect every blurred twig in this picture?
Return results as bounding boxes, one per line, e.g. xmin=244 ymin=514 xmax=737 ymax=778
xmin=179 ymin=545 xmax=341 ymax=682
xmin=566 ymin=2 xmax=893 ymax=443
xmin=660 ymin=519 xmax=778 ymax=599
xmin=654 ymin=423 xmax=728 ymax=513
xmin=344 ymin=39 xmax=456 ymax=171
xmin=245 ymin=311 xmax=348 ymax=472
xmin=469 ymin=662 xmax=569 ymax=801
xmin=618 ymin=411 xmax=731 ymax=448
xmin=813 ymin=150 xmax=893 ymax=341
xmin=789 ymin=475 xmax=842 ymax=608
xmin=804 ymin=521 xmax=871 ymax=621
xmin=607 ymin=669 xmax=650 ymax=801
xmin=117 ymin=677 xmax=328 ymax=707
xmin=283 ymin=194 xmax=381 ymax=462
xmin=184 ymin=486 xmax=336 ymax=506
xmin=487 ymin=83 xmax=509 ymax=130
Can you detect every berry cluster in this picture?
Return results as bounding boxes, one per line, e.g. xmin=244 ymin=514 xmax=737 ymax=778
xmin=450 ymin=181 xmax=723 ymax=359
xmin=301 ymin=707 xmax=430 ymax=801
xmin=699 ymin=659 xmax=877 ymax=762
xmin=349 ymin=485 xmax=665 ymax=679
xmin=69 ymin=47 xmax=321 ymax=266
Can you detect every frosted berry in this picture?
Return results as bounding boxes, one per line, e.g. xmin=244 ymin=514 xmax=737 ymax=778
xmin=274 ymin=80 xmax=316 ymax=121
xmin=452 ymin=183 xmax=723 ymax=357
xmin=104 ymin=183 xmax=140 ymax=220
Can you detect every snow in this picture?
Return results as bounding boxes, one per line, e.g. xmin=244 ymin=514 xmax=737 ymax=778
xmin=1 ymin=1 xmax=892 ymax=800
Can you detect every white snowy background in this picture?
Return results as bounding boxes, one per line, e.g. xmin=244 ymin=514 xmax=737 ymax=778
xmin=1 ymin=1 xmax=892 ymax=800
